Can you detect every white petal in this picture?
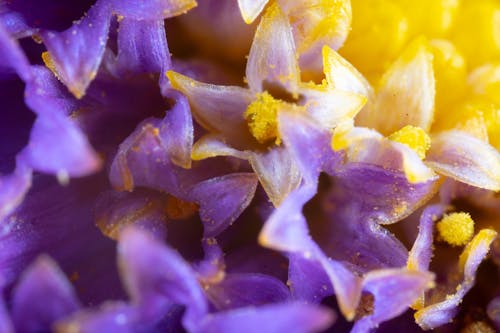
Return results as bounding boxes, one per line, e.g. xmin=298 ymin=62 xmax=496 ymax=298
xmin=246 ymin=2 xmax=300 ymax=94
xmin=237 ymin=0 xmax=269 ymax=24
xmin=366 ymin=38 xmax=435 ymax=135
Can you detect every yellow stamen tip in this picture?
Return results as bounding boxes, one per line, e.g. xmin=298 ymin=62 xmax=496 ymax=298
xmin=244 ymin=91 xmax=283 ymax=145
xmin=437 ymin=212 xmax=475 ymax=247
xmin=389 ymin=125 xmax=431 ymax=159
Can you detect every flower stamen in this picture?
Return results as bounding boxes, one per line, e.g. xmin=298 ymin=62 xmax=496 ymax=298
xmin=437 ymin=212 xmax=475 ymax=247
xmin=244 ymin=91 xmax=285 ymax=145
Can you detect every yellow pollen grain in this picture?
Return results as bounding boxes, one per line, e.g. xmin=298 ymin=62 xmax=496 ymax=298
xmin=388 ymin=125 xmax=431 ymax=159
xmin=244 ymin=91 xmax=283 ymax=145
xmin=437 ymin=212 xmax=474 ymax=247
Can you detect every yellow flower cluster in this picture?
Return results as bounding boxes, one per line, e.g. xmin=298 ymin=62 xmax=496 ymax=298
xmin=340 ymin=0 xmax=500 ymax=148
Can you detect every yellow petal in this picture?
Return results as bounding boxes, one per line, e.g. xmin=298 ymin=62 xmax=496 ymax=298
xmin=339 ymin=0 xmax=409 ymax=77
xmin=432 ymin=99 xmax=494 ymax=144
xmin=450 ymin=0 xmax=500 ymax=68
xmin=400 ymin=0 xmax=460 ymax=37
xmin=429 ymin=39 xmax=467 ymax=114
xmin=468 ymin=63 xmax=500 ymax=105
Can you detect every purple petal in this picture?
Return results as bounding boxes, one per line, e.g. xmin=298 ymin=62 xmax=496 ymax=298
xmin=333 ymin=163 xmax=438 ymax=225
xmin=0 ymin=7 xmax=34 ymax=38
xmin=109 ymin=120 xmax=184 ymax=194
xmin=260 ymin=184 xmax=363 ymax=319
xmin=11 ymin=66 xmax=102 ymax=177
xmin=41 ymin=1 xmax=111 ymax=98
xmin=156 ymin=91 xmax=193 ymax=169
xmin=407 ymin=205 xmax=446 ymax=273
xmin=0 ymin=22 xmax=30 ymax=81
xmin=205 ymin=273 xmax=290 ymax=311
xmin=278 ymin=110 xmax=343 ymax=183
xmin=111 ymin=0 xmax=197 ymax=20
xmin=11 ymin=256 xmax=81 ymax=333
xmin=288 ymin=254 xmax=333 ymax=302
xmin=195 ymin=302 xmax=335 ymax=333
xmin=259 ymin=184 xmax=316 ymax=253
xmin=189 ymin=173 xmax=258 ymax=237
xmin=109 ymin=116 xmax=233 ymax=198
xmin=55 ymin=302 xmax=136 ymax=333
xmin=21 ymin=110 xmax=101 ymax=177
xmin=95 ymin=190 xmax=168 ymax=241
xmin=113 ymin=18 xmax=171 ymax=76
xmin=352 ymin=269 xmax=434 ymax=333
xmin=118 ymin=228 xmax=208 ymax=331
xmin=0 ymin=161 xmax=31 ymax=220
xmin=0 ymin=293 xmax=13 ymax=333
xmin=0 ymin=174 xmax=123 ymax=305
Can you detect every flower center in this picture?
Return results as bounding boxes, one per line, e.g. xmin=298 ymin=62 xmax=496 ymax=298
xmin=244 ymin=91 xmax=285 ymax=145
xmin=437 ymin=212 xmax=475 ymax=246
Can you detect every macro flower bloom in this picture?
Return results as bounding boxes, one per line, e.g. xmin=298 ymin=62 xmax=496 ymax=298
xmin=1 ymin=0 xmax=499 ymax=332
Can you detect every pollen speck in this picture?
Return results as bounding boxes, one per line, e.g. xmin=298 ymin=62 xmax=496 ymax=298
xmin=437 ymin=212 xmax=474 ymax=246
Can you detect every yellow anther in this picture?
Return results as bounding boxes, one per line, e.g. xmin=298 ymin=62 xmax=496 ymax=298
xmin=389 ymin=125 xmax=431 ymax=159
xmin=244 ymin=91 xmax=284 ymax=145
xmin=437 ymin=212 xmax=475 ymax=247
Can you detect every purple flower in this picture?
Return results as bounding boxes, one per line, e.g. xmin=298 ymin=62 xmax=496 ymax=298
xmin=1 ymin=1 xmax=499 ymax=332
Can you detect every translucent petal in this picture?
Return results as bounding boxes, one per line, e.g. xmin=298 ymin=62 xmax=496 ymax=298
xmin=167 ymin=71 xmax=255 ymax=148
xmin=322 ymin=46 xmax=373 ymax=100
xmin=192 ymin=134 xmax=248 ymax=161
xmin=426 ymin=131 xmax=500 ymax=191
xmin=248 ymin=146 xmax=301 ymax=206
xmin=283 ymin=0 xmax=352 ymax=77
xmin=246 ymin=2 xmax=300 ymax=94
xmin=237 ymin=0 xmax=268 ymax=24
xmin=369 ymin=37 xmax=435 ymax=135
